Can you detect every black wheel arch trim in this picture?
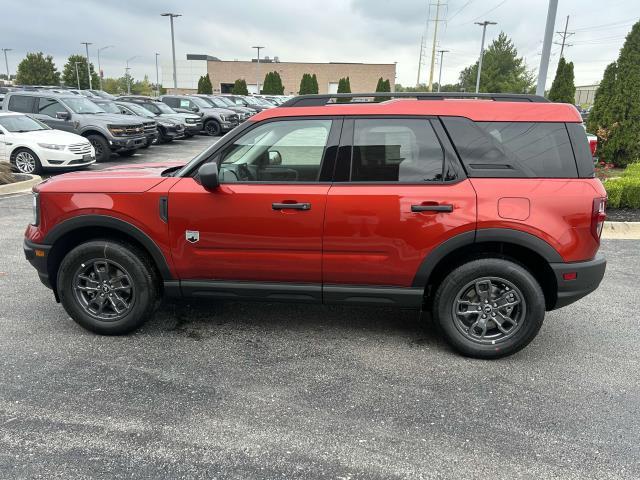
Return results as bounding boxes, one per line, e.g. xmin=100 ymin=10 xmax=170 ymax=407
xmin=43 ymin=215 xmax=174 ymax=280
xmin=411 ymin=228 xmax=563 ymax=288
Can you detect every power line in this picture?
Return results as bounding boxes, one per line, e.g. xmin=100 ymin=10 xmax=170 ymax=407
xmin=447 ymin=0 xmax=474 ymax=22
xmin=553 ymin=16 xmax=574 ymax=58
xmin=452 ymin=0 xmax=508 ymax=26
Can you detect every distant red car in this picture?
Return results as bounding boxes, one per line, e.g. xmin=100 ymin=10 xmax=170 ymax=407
xmin=24 ymin=93 xmax=607 ymax=358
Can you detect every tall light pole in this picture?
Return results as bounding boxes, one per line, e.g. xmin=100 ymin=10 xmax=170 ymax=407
xmin=474 ymin=21 xmax=496 ymax=93
xmin=97 ymin=45 xmax=114 ymax=91
xmin=436 ymin=49 xmax=449 ymax=93
xmin=74 ymin=62 xmax=82 ymax=89
xmin=427 ymin=0 xmax=442 ymax=92
xmin=252 ymin=46 xmax=264 ymax=94
xmin=161 ymin=13 xmax=181 ymax=90
xmin=155 ymin=53 xmax=160 ymax=96
xmin=126 ymin=56 xmax=138 ymax=95
xmin=1 ymin=48 xmax=11 ymax=81
xmin=536 ymin=0 xmax=559 ymax=96
xmin=81 ymin=42 xmax=93 ymax=89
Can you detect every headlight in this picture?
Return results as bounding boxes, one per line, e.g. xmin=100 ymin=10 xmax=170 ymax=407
xmin=37 ymin=143 xmax=65 ymax=150
xmin=108 ymin=126 xmax=125 ymax=136
xmin=159 ymin=121 xmax=174 ymax=127
xmin=185 ymin=118 xmax=196 ymax=124
xmin=219 ymin=115 xmax=227 ymax=121
xmin=32 ymin=192 xmax=40 ymax=226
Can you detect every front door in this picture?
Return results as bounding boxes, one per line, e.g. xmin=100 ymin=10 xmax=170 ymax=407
xmin=323 ymin=117 xmax=477 ymax=289
xmin=168 ymin=118 xmax=340 ymax=289
xmin=33 ymin=97 xmax=73 ymax=132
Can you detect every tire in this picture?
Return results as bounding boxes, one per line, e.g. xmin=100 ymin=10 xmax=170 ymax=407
xmin=117 ymin=150 xmax=136 ymax=157
xmin=432 ymin=258 xmax=545 ymax=359
xmin=12 ymin=148 xmax=42 ymax=175
xmin=86 ymin=134 xmax=111 ymax=162
xmin=157 ymin=128 xmax=173 ymax=144
xmin=204 ymin=119 xmax=221 ymax=136
xmin=57 ymin=240 xmax=160 ymax=335
xmin=184 ymin=132 xmax=194 ymax=138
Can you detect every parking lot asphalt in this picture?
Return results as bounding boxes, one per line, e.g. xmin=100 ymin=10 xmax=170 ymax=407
xmin=1 ymin=144 xmax=639 ymax=479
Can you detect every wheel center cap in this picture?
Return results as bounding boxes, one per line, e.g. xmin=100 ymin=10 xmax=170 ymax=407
xmin=102 ymin=285 xmax=110 ymax=293
xmin=483 ymin=305 xmax=493 ymax=314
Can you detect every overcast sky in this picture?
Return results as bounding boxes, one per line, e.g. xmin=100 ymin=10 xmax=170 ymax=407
xmin=4 ymin=0 xmax=639 ymax=89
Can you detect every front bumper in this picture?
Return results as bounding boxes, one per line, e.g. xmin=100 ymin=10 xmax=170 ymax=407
xmin=221 ymin=121 xmax=237 ymax=132
xmin=184 ymin=122 xmax=203 ymax=134
xmin=550 ymin=254 xmax=606 ymax=310
xmin=24 ymin=238 xmax=53 ymax=289
xmin=109 ymin=136 xmax=147 ymax=151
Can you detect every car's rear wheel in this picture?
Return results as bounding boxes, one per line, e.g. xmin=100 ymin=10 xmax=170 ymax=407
xmin=12 ymin=148 xmax=42 ymax=175
xmin=57 ymin=240 xmax=160 ymax=335
xmin=432 ymin=258 xmax=545 ymax=359
xmin=86 ymin=134 xmax=110 ymax=162
xmin=204 ymin=119 xmax=221 ymax=136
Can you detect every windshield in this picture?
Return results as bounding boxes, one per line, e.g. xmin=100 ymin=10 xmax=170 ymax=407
xmin=63 ymin=97 xmax=105 ymax=114
xmin=0 ymin=115 xmax=49 ymax=132
xmin=216 ymin=96 xmax=236 ymax=107
xmin=154 ymin=102 xmax=176 ymax=114
xmin=243 ymin=97 xmax=261 ymax=106
xmin=122 ymin=103 xmax=154 ymax=118
xmin=96 ymin=102 xmax=121 ymax=114
xmin=209 ymin=98 xmax=229 ymax=108
xmin=190 ymin=97 xmax=212 ymax=108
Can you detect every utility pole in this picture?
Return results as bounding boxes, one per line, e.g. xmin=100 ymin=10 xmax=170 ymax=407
xmin=74 ymin=62 xmax=82 ymax=89
xmin=417 ymin=37 xmax=424 ymax=87
xmin=81 ymin=42 xmax=93 ymax=89
xmin=474 ymin=21 xmax=497 ymax=93
xmin=252 ymin=46 xmax=264 ymax=94
xmin=554 ymin=15 xmax=574 ymax=58
xmin=436 ymin=49 xmax=449 ymax=92
xmin=155 ymin=53 xmax=160 ymax=96
xmin=536 ymin=0 xmax=558 ymax=96
xmin=427 ymin=0 xmax=442 ymax=92
xmin=97 ymin=45 xmax=113 ymax=91
xmin=161 ymin=13 xmax=181 ymax=90
xmin=1 ymin=48 xmax=11 ymax=81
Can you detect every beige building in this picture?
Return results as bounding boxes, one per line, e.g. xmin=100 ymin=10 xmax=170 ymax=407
xmin=164 ymin=54 xmax=396 ymax=95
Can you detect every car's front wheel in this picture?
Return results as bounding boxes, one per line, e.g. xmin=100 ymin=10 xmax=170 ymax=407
xmin=86 ymin=134 xmax=111 ymax=162
xmin=57 ymin=240 xmax=160 ymax=335
xmin=12 ymin=148 xmax=42 ymax=175
xmin=204 ymin=119 xmax=221 ymax=136
xmin=432 ymin=258 xmax=545 ymax=359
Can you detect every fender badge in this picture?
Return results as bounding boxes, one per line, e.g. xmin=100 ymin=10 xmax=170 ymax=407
xmin=186 ymin=230 xmax=200 ymax=243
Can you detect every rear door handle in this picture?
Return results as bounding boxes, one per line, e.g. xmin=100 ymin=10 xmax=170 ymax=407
xmin=272 ymin=202 xmax=311 ymax=211
xmin=411 ymin=204 xmax=454 ymax=213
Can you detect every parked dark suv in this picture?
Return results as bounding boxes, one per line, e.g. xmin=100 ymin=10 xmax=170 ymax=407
xmin=160 ymin=95 xmax=238 ymax=135
xmin=23 ymin=93 xmax=606 ymax=359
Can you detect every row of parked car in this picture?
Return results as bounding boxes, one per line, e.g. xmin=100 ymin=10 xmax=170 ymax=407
xmin=0 ymin=86 xmax=290 ymax=174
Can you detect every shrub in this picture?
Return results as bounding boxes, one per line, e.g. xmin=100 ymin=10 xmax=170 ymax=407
xmin=604 ymin=162 xmax=640 ymax=208
xmin=605 ymin=179 xmax=624 ymax=208
xmin=0 ymin=162 xmax=16 ymax=185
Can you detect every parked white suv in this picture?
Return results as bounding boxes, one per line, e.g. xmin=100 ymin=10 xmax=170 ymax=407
xmin=0 ymin=112 xmax=95 ymax=174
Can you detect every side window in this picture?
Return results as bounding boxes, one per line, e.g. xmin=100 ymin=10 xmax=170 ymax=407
xmin=7 ymin=95 xmax=36 ymax=113
xmin=163 ymin=98 xmax=178 ymax=108
xmin=37 ymin=98 xmax=65 ymax=118
xmin=218 ymin=119 xmax=332 ymax=182
xmin=350 ymin=119 xmax=444 ymax=182
xmin=179 ymin=99 xmax=192 ymax=109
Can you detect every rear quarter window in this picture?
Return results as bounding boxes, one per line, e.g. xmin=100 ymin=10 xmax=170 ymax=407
xmin=441 ymin=117 xmax=579 ymax=178
xmin=8 ymin=95 xmax=37 ymax=114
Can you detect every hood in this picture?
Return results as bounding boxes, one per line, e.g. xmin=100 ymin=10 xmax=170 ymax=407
xmin=203 ymin=107 xmax=236 ymax=116
xmin=36 ymin=162 xmax=185 ymax=194
xmin=84 ymin=113 xmax=145 ymax=125
xmin=159 ymin=113 xmax=197 ymax=123
xmin=13 ymin=129 xmax=88 ymax=145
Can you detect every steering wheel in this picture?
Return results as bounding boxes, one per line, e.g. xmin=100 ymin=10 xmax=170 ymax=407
xmin=237 ymin=163 xmax=255 ymax=181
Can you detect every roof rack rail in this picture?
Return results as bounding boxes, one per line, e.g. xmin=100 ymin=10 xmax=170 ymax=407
xmin=280 ymin=92 xmax=549 ymax=107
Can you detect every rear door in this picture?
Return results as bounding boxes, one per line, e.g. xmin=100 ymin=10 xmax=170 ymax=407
xmin=322 ymin=117 xmax=477 ymax=293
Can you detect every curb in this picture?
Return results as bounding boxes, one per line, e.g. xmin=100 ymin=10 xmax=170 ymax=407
xmin=602 ymin=221 xmax=640 ymax=240
xmin=0 ymin=174 xmax=42 ymax=196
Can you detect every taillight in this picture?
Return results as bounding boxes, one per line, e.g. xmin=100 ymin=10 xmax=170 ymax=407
xmin=591 ymin=197 xmax=606 ymax=241
xmin=589 ymin=139 xmax=597 ymax=156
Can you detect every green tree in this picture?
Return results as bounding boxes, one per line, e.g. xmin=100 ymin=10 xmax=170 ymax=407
xmin=458 ymin=32 xmax=534 ymax=93
xmin=15 ymin=52 xmax=60 ymax=85
xmin=232 ymin=78 xmax=249 ymax=95
xmin=262 ymin=71 xmax=284 ymax=95
xmin=548 ymin=57 xmax=576 ymax=103
xmin=337 ymin=76 xmax=351 ymax=102
xmin=595 ymin=21 xmax=640 ymax=166
xmin=374 ymin=77 xmax=391 ymax=101
xmin=101 ymin=77 xmax=120 ymax=94
xmin=198 ymin=73 xmax=213 ymax=94
xmin=587 ymin=62 xmax=617 ymax=135
xmin=62 ymin=54 xmax=100 ymax=89
xmin=299 ymin=73 xmax=310 ymax=94
xmin=310 ymin=74 xmax=319 ymax=94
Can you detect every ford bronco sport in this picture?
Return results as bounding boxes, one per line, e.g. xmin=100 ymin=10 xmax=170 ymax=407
xmin=23 ymin=93 xmax=607 ymax=359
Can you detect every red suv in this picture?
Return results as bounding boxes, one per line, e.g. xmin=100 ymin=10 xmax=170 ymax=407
xmin=23 ymin=93 xmax=607 ymax=358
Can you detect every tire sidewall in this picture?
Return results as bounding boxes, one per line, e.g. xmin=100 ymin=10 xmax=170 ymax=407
xmin=13 ymin=148 xmax=42 ymax=175
xmin=57 ymin=240 xmax=157 ymax=335
xmin=204 ymin=119 xmax=221 ymax=136
xmin=434 ymin=258 xmax=546 ymax=359
xmin=86 ymin=135 xmax=110 ymax=162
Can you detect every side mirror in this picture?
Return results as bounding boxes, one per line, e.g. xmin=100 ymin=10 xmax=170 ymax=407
xmin=268 ymin=150 xmax=282 ymax=165
xmin=56 ymin=111 xmax=70 ymax=120
xmin=191 ymin=106 xmax=200 ymax=112
xmin=198 ymin=163 xmax=219 ymax=190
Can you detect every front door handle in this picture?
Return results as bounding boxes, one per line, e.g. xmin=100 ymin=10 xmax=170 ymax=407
xmin=272 ymin=202 xmax=311 ymax=211
xmin=411 ymin=204 xmax=454 ymax=213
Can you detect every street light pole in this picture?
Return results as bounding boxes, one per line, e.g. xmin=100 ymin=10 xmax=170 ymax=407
xmin=97 ymin=45 xmax=114 ymax=91
xmin=536 ymin=0 xmax=559 ymax=96
xmin=155 ymin=53 xmax=160 ymax=96
xmin=125 ymin=56 xmax=138 ymax=95
xmin=74 ymin=62 xmax=82 ymax=89
xmin=81 ymin=42 xmax=93 ymax=89
xmin=474 ymin=21 xmax=497 ymax=93
xmin=436 ymin=49 xmax=449 ymax=93
xmin=161 ymin=13 xmax=181 ymax=90
xmin=1 ymin=48 xmax=11 ymax=81
xmin=252 ymin=46 xmax=264 ymax=94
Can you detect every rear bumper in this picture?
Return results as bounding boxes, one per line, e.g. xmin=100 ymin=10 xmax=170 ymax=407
xmin=549 ymin=254 xmax=606 ymax=310
xmin=24 ymin=238 xmax=52 ymax=289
